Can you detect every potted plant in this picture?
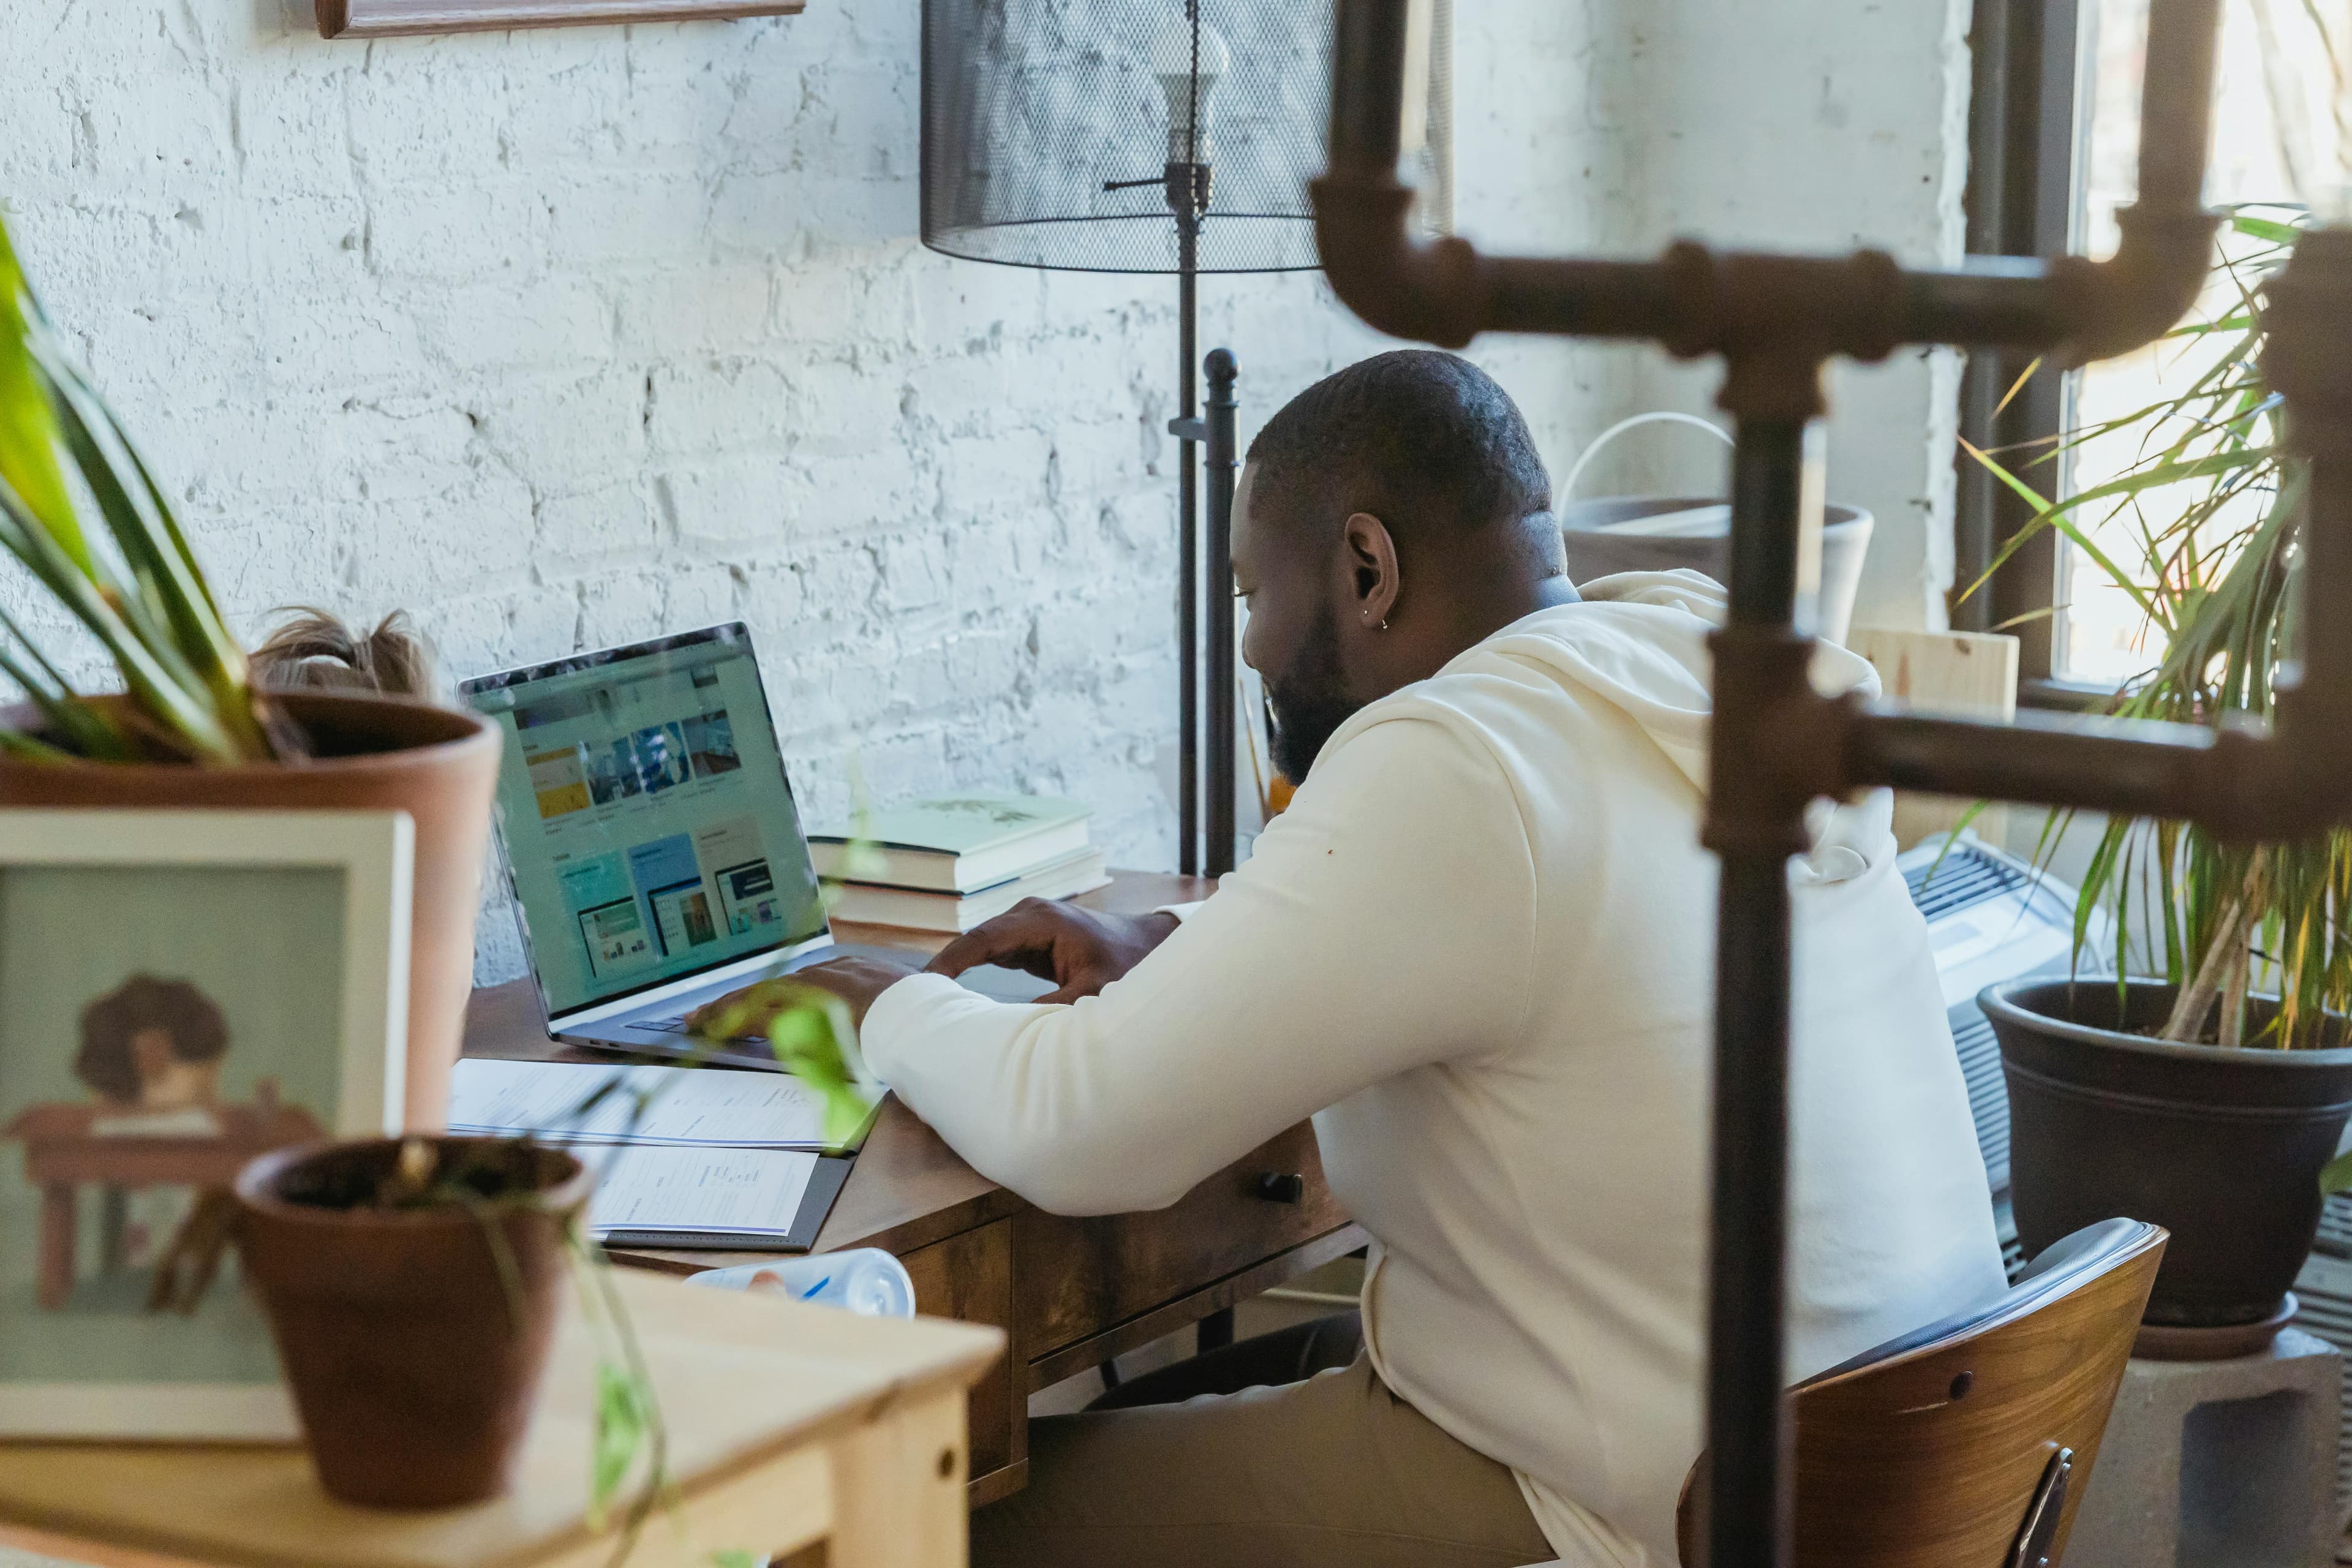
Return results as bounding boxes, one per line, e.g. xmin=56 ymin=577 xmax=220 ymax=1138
xmin=0 ymin=211 xmax=499 ymax=1127
xmin=226 ymin=986 xmax=873 ymax=1540
xmin=233 ymin=1136 xmax=596 ymax=1509
xmin=1967 ymin=206 xmax=2352 ymax=1353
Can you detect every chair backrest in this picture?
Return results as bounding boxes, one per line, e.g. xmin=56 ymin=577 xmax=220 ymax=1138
xmin=1676 ymin=1218 xmax=2165 ymax=1567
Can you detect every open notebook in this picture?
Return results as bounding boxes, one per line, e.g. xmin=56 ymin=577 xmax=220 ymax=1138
xmin=448 ymin=1058 xmax=866 ymax=1249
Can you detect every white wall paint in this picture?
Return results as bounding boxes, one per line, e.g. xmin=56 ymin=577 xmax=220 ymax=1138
xmin=1568 ymin=0 xmax=1977 ymax=631
xmin=0 ymin=0 xmax=1969 ymax=986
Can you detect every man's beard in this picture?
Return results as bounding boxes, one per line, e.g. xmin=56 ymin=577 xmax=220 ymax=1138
xmin=1264 ymin=601 xmax=1362 ymax=786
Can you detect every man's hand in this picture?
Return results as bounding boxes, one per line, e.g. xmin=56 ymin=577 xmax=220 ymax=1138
xmin=927 ymin=899 xmax=1179 ymax=1005
xmin=685 ymin=955 xmax=922 ymax=1036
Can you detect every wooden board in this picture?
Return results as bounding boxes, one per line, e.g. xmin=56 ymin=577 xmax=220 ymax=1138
xmin=318 ymin=0 xmax=803 ymax=37
xmin=899 ymin=1219 xmax=1023 ymax=1491
xmin=1846 ymin=627 xmax=2021 ymax=849
xmin=0 ymin=1271 xmax=999 ymax=1568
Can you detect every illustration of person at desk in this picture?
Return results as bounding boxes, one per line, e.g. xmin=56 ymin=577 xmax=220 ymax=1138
xmin=2 ymin=974 xmax=323 ymax=1311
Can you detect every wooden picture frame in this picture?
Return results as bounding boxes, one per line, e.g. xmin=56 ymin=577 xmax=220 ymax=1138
xmin=0 ymin=809 xmax=412 ymax=1442
xmin=318 ymin=0 xmax=804 ymax=39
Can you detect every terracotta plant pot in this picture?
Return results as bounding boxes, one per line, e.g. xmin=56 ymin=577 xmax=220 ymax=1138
xmin=234 ymin=1137 xmax=592 ymax=1508
xmin=0 ymin=691 xmax=500 ymax=1128
xmin=1983 ymin=976 xmax=2352 ymax=1335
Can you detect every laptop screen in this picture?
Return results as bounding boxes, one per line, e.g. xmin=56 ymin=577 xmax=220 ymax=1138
xmin=461 ymin=625 xmax=828 ymax=1018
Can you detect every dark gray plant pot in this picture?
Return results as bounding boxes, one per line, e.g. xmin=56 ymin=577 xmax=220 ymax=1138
xmin=1981 ymin=976 xmax=2352 ymax=1327
xmin=1558 ymin=496 xmax=1874 ymax=644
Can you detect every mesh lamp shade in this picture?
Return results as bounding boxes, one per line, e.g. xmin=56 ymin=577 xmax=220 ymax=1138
xmin=919 ymin=0 xmax=1336 ymax=275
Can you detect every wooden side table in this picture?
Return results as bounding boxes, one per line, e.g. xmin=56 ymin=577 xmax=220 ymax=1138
xmin=0 ymin=1270 xmax=1003 ymax=1568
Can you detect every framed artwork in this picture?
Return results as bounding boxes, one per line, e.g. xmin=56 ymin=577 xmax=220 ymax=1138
xmin=317 ymin=0 xmax=804 ymax=39
xmin=0 ymin=810 xmax=412 ymax=1441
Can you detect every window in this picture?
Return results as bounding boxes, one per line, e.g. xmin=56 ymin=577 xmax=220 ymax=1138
xmin=1954 ymin=0 xmax=2348 ymax=699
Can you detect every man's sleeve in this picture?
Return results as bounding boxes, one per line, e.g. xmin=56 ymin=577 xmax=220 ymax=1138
xmin=859 ymin=712 xmax=1539 ymax=1215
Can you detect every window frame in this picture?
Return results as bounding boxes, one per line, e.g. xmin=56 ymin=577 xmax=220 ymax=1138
xmin=1953 ymin=0 xmax=2120 ymax=709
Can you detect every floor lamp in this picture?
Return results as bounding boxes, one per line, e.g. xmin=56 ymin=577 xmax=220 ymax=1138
xmin=919 ymin=0 xmax=1334 ymax=877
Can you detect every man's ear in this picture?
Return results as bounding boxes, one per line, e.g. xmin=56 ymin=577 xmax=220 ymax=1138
xmin=1340 ymin=511 xmax=1401 ymax=631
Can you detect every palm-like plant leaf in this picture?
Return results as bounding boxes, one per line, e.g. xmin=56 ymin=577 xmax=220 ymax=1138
xmin=1964 ymin=204 xmax=2348 ymax=1048
xmin=0 ymin=207 xmax=285 ymax=765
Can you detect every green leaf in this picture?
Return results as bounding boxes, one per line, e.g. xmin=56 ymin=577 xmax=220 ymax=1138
xmin=710 ymin=1553 xmax=763 ymax=1568
xmin=590 ymin=1359 xmax=649 ymax=1518
xmin=2321 ymin=1147 xmax=2352 ymax=1196
xmin=0 ymin=475 xmax=242 ymax=761
xmin=0 ymin=206 xmax=279 ymax=767
xmin=0 ymin=725 xmax=72 ymax=763
xmin=2231 ymin=213 xmax=2304 ymax=243
xmin=0 ymin=217 xmax=93 ymax=576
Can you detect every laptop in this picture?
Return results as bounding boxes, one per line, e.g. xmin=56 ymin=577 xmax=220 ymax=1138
xmin=460 ymin=622 xmax=1052 ymax=1066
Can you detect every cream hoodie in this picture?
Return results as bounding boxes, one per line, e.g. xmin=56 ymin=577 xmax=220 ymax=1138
xmin=862 ymin=571 xmax=2005 ymax=1564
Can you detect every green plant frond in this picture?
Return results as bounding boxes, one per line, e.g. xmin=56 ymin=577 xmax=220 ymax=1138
xmin=0 ymin=725 xmax=72 ymax=763
xmin=28 ymin=345 xmax=277 ymax=760
xmin=2168 ymin=311 xmax=2258 ymax=337
xmin=39 ymin=352 xmax=217 ymax=641
xmin=0 ymin=208 xmax=288 ymax=767
xmin=0 ymin=595 xmax=134 ymax=762
xmin=0 ymin=481 xmax=240 ymax=762
xmin=1985 ymin=606 xmax=2067 ymax=636
xmin=0 ymin=223 xmax=93 ymax=576
xmin=1961 ymin=442 xmax=2163 ymax=622
xmin=2231 ymin=213 xmax=2306 ymax=243
xmin=109 ymin=407 xmax=234 ymax=628
xmin=0 ymin=639 xmax=132 ymax=761
xmin=0 ymin=500 xmax=234 ymax=761
xmin=1993 ymin=356 xmax=2044 ymax=419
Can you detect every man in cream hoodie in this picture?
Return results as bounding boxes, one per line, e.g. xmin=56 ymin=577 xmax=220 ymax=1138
xmin=706 ymin=352 xmax=2004 ymax=1567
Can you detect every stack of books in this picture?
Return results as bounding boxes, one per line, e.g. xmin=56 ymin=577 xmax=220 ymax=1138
xmin=810 ymin=794 xmax=1109 ymax=934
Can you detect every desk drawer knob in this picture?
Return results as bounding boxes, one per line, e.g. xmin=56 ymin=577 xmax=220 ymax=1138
xmin=1254 ymin=1172 xmax=1306 ymax=1204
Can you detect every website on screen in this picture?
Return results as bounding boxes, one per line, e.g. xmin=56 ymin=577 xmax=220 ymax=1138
xmin=473 ymin=641 xmax=826 ymax=1016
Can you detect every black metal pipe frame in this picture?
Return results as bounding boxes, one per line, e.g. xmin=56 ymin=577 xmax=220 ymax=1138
xmin=1205 ymin=348 xmax=1242 ymax=878
xmin=1177 ymin=227 xmax=1201 ymax=878
xmin=1306 ymin=2 xmax=2352 ymax=1564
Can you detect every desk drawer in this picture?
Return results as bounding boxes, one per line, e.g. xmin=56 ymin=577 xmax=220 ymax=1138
xmin=1014 ymin=1121 xmax=1351 ymax=1361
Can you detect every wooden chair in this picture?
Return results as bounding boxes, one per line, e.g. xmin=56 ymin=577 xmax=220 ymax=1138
xmin=1677 ymin=1218 xmax=2165 ymax=1567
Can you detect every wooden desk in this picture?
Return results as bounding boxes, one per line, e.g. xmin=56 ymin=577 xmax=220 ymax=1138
xmin=463 ymin=871 xmax=1368 ymax=1506
xmin=0 ymin=1269 xmax=1001 ymax=1568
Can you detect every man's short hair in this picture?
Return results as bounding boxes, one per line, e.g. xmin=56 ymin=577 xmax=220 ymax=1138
xmin=1245 ymin=350 xmax=1554 ymax=548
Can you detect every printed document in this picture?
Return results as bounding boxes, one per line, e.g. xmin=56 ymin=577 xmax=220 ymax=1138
xmin=448 ymin=1057 xmax=876 ymax=1151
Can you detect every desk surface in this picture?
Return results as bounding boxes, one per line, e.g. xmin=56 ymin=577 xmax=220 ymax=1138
xmin=462 ymin=870 xmax=1210 ymax=1264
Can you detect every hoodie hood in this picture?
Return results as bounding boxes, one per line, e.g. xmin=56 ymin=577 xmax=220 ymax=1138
xmin=1469 ymin=568 xmax=1891 ymax=884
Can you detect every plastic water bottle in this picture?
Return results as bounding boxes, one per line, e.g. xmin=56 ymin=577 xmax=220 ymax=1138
xmin=689 ymin=1248 xmax=916 ymax=1318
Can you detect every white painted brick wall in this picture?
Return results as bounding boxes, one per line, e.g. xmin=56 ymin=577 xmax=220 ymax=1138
xmin=1572 ymin=0 xmax=1979 ymax=630
xmin=0 ymin=0 xmax=1969 ymax=988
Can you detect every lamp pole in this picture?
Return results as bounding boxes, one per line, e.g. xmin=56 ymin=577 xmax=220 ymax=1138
xmin=1158 ymin=124 xmax=1216 ymax=876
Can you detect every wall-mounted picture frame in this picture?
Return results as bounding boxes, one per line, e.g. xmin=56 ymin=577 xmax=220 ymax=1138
xmin=317 ymin=0 xmax=804 ymax=39
xmin=0 ymin=809 xmax=412 ymax=1442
